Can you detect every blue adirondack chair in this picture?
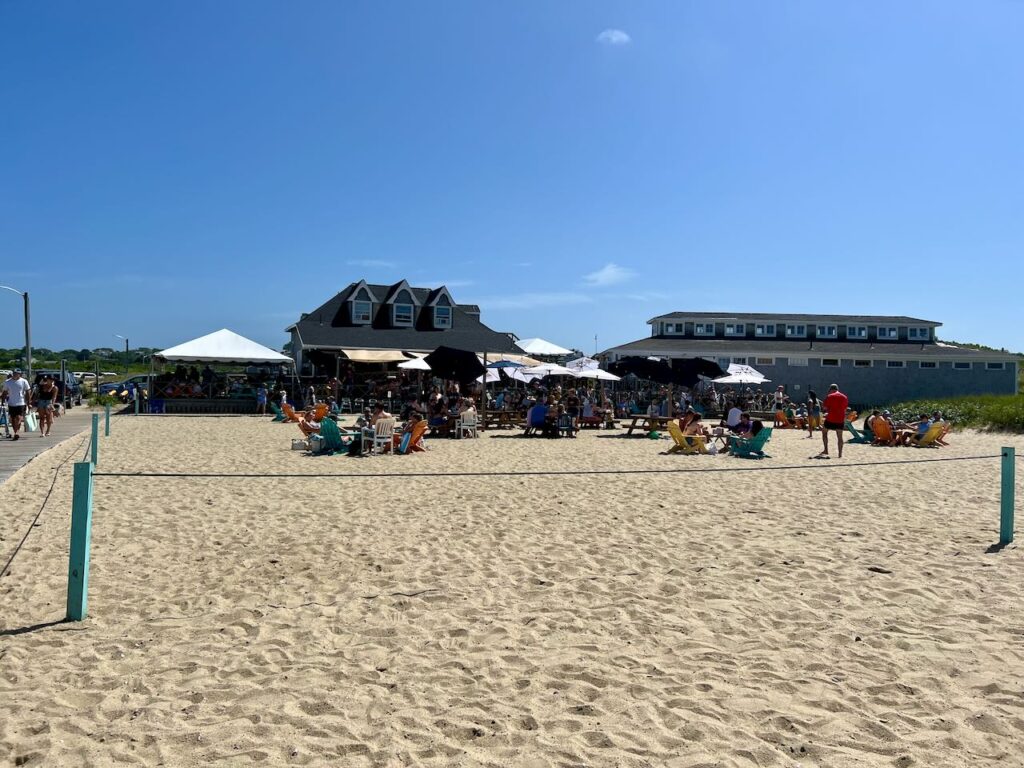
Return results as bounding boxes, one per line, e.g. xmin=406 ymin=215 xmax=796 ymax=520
xmin=729 ymin=427 xmax=773 ymax=459
xmin=845 ymin=420 xmax=871 ymax=444
xmin=270 ymin=402 xmax=286 ymax=422
xmin=319 ymin=418 xmax=350 ymax=453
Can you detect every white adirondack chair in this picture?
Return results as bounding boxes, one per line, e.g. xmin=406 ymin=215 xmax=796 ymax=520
xmin=457 ymin=411 xmax=478 ymax=439
xmin=371 ymin=418 xmax=396 ymax=454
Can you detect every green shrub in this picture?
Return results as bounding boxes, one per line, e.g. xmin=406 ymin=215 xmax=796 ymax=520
xmin=88 ymin=393 xmax=123 ymax=408
xmin=880 ymin=394 xmax=1024 ymax=432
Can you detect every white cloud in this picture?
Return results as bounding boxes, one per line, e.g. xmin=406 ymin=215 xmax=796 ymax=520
xmin=596 ymin=29 xmax=631 ymax=46
xmin=475 ymin=292 xmax=593 ymax=311
xmin=346 ymin=259 xmax=396 ymax=268
xmin=583 ymin=263 xmax=635 ymax=286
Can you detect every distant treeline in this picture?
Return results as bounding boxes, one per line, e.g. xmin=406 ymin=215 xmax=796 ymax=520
xmin=0 ymin=346 xmax=161 ymax=369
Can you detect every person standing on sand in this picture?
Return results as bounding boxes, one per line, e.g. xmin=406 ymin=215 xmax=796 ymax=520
xmin=2 ymin=369 xmax=31 ymax=441
xmin=256 ymin=384 xmax=268 ymax=415
xmin=817 ymin=383 xmax=849 ymax=459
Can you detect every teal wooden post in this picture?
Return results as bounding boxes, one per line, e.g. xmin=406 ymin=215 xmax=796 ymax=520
xmin=66 ymin=461 xmax=94 ymax=621
xmin=90 ymin=413 xmax=99 ymax=466
xmin=1001 ymin=447 xmax=1015 ymax=545
xmin=104 ymin=404 xmax=110 ymax=436
xmin=134 ymin=396 xmax=139 ymax=415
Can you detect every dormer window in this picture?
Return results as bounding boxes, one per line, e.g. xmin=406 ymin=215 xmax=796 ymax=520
xmin=877 ymin=326 xmax=898 ymax=340
xmin=847 ymin=325 xmax=867 ymax=339
xmin=908 ymin=327 xmax=930 ymax=340
xmin=755 ymin=323 xmax=776 ymax=337
xmin=434 ymin=306 xmax=452 ymax=328
xmin=352 ymin=300 xmax=372 ymax=324
xmin=694 ymin=323 xmax=715 ymax=336
xmin=725 ymin=323 xmax=746 ymax=336
xmin=816 ymin=325 xmax=837 ymax=338
xmin=785 ymin=324 xmax=807 ymax=338
xmin=393 ymin=303 xmax=414 ymax=327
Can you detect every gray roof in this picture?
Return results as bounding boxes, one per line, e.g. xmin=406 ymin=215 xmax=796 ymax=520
xmin=648 ymin=312 xmax=940 ymax=326
xmin=287 ymin=281 xmax=520 ymax=354
xmin=602 ymin=337 xmax=1018 ymax=360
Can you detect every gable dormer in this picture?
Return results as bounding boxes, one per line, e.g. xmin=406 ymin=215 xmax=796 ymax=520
xmin=426 ymin=286 xmax=455 ymax=329
xmin=347 ymin=280 xmax=379 ymax=326
xmin=383 ymin=280 xmax=420 ymax=328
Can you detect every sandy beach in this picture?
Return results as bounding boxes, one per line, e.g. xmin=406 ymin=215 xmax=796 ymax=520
xmin=1 ymin=417 xmax=1023 ymax=767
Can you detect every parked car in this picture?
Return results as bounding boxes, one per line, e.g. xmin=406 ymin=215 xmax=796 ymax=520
xmin=98 ymin=375 xmax=152 ymax=398
xmin=33 ymin=369 xmax=83 ymax=407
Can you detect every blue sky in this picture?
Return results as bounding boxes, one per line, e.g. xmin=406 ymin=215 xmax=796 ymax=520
xmin=1 ymin=1 xmax=1022 ymax=355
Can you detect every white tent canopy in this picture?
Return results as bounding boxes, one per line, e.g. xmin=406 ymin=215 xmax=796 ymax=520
xmin=515 ymin=337 xmax=573 ymax=356
xmin=157 ymin=329 xmax=292 ymax=364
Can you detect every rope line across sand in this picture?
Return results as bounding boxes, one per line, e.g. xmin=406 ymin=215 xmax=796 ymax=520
xmin=91 ymin=453 xmax=1006 ymax=480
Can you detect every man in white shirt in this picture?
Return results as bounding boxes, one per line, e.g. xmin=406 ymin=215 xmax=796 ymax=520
xmin=722 ymin=402 xmax=743 ymax=429
xmin=2 ymin=369 xmax=32 ymax=440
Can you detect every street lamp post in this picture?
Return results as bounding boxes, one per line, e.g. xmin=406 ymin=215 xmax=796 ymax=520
xmin=0 ymin=285 xmax=31 ymax=380
xmin=114 ymin=334 xmax=129 ymax=379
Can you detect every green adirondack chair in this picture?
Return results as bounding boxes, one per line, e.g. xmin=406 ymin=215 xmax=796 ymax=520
xmin=845 ymin=420 xmax=871 ymax=444
xmin=729 ymin=427 xmax=773 ymax=459
xmin=270 ymin=402 xmax=286 ymax=422
xmin=319 ymin=418 xmax=350 ymax=453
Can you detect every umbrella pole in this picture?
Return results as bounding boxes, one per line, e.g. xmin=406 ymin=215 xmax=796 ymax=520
xmin=481 ymin=352 xmax=488 ymax=430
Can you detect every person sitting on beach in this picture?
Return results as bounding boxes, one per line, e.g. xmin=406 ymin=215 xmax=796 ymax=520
xmin=298 ymin=408 xmax=322 ymax=437
xmin=554 ymin=404 xmax=575 ymax=438
xmin=900 ymin=414 xmax=933 ymax=446
xmin=525 ymin=398 xmax=550 ymax=436
xmin=932 ymin=411 xmax=951 ymax=446
xmin=792 ymin=404 xmax=808 ymax=430
xmin=682 ymin=412 xmax=709 ymax=439
xmin=731 ymin=412 xmax=764 ymax=439
xmin=720 ymin=402 xmax=743 ymax=429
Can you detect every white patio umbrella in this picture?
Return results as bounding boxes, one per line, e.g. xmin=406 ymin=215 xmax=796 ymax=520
xmin=398 ymin=356 xmax=432 ymax=370
xmin=565 ymin=356 xmax=600 ymax=372
xmin=713 ymin=363 xmax=769 ymax=384
xmin=575 ymin=368 xmax=621 ymax=381
xmin=522 ymin=363 xmax=578 ymax=378
xmin=515 ymin=338 xmax=573 ymax=356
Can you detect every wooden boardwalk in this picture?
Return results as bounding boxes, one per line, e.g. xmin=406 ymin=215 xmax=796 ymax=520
xmin=0 ymin=407 xmax=98 ymax=484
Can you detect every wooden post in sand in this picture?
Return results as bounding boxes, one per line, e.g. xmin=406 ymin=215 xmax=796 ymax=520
xmin=104 ymin=404 xmax=110 ymax=436
xmin=66 ymin=462 xmax=95 ymax=621
xmin=1001 ymin=447 xmax=1015 ymax=545
xmin=90 ymin=413 xmax=99 ymax=466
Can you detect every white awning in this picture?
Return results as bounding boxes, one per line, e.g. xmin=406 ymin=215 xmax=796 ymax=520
xmin=157 ymin=329 xmax=292 ymax=364
xmin=342 ymin=349 xmax=411 ymax=363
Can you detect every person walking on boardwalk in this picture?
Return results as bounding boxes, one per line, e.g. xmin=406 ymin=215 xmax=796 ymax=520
xmin=33 ymin=374 xmax=59 ymax=437
xmin=2 ymin=369 xmax=31 ymax=441
xmin=817 ymin=383 xmax=849 ymax=459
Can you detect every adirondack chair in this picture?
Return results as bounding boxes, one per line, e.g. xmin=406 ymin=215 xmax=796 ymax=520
xmin=282 ymin=404 xmax=302 ymax=423
xmin=844 ymin=419 xmax=871 ymax=444
xmin=871 ymin=417 xmax=895 ymax=446
xmin=318 ymin=418 xmax=351 ymax=453
xmin=397 ymin=420 xmax=429 ymax=454
xmin=909 ymin=422 xmax=944 ymax=448
xmin=312 ymin=403 xmax=328 ymax=421
xmin=457 ymin=411 xmax=479 ymax=439
xmin=270 ymin=402 xmax=286 ymax=422
xmin=666 ymin=421 xmax=708 ymax=455
xmin=729 ymin=427 xmax=773 ymax=459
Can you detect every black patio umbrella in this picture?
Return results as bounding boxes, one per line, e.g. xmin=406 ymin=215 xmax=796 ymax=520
xmin=424 ymin=346 xmax=485 ymax=385
xmin=671 ymin=357 xmax=725 ymax=387
xmin=608 ymin=356 xmax=676 ymax=385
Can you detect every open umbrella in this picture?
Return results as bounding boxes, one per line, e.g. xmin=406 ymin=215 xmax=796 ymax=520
xmin=424 ymin=346 xmax=485 ymax=384
xmin=608 ymin=356 xmax=676 ymax=384
xmin=671 ymin=357 xmax=725 ymax=387
xmin=575 ymin=368 xmax=621 ymax=381
xmin=565 ymin=356 xmax=600 ymax=372
xmin=522 ymin=363 xmax=578 ymax=378
xmin=713 ymin=363 xmax=769 ymax=384
xmin=515 ymin=338 xmax=573 ymax=356
xmin=398 ymin=356 xmax=431 ymax=370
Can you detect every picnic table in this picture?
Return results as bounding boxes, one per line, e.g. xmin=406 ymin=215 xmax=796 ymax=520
xmin=624 ymin=414 xmax=676 ymax=436
xmin=481 ymin=410 xmax=523 ymax=430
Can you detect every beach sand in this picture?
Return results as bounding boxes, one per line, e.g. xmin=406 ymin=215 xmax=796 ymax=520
xmin=1 ymin=417 xmax=1023 ymax=767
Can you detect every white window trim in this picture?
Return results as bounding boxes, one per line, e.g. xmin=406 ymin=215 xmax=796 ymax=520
xmin=693 ymin=323 xmax=715 ymax=336
xmin=725 ymin=324 xmax=746 ymax=337
xmin=352 ymin=300 xmax=372 ymax=325
xmin=953 ymin=362 xmax=972 ymax=370
xmin=787 ymin=357 xmax=809 ymax=367
xmin=816 ymin=325 xmax=837 ymax=339
xmin=434 ymin=306 xmax=453 ymax=328
xmin=821 ymin=358 xmax=840 ymax=367
xmin=755 ymin=324 xmax=777 ymax=337
xmin=908 ymin=327 xmax=930 ymax=340
xmin=730 ymin=357 xmax=747 ymax=365
xmin=754 ymin=357 xmax=775 ymax=366
xmin=847 ymin=326 xmax=867 ymax=339
xmin=853 ymin=359 xmax=873 ymax=368
xmin=392 ymin=303 xmax=414 ymax=327
xmin=785 ymin=324 xmax=807 ymax=338
xmin=918 ymin=361 xmax=937 ymax=369
xmin=885 ymin=360 xmax=905 ymax=368
xmin=986 ymin=362 xmax=1005 ymax=370
xmin=877 ymin=327 xmax=899 ymax=340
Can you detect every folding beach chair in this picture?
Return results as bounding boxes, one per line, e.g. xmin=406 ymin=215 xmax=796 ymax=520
xmin=457 ymin=411 xmax=478 ymax=439
xmin=269 ymin=403 xmax=286 ymax=422
xmin=397 ymin=420 xmax=429 ymax=454
xmin=729 ymin=427 xmax=772 ymax=459
xmin=844 ymin=420 xmax=871 ymax=444
xmin=909 ymin=422 xmax=944 ymax=448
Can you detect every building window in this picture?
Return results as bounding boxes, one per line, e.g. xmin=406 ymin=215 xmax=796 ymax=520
xmin=434 ymin=306 xmax=452 ymax=328
xmin=731 ymin=357 xmax=747 ymax=365
xmin=953 ymin=362 xmax=972 ymax=370
xmin=352 ymin=300 xmax=372 ymax=324
xmin=755 ymin=357 xmax=775 ymax=366
xmin=725 ymin=323 xmax=746 ymax=336
xmin=816 ymin=325 xmax=837 ymax=338
xmin=785 ymin=324 xmax=807 ymax=338
xmin=986 ymin=362 xmax=1005 ymax=370
xmin=919 ymin=361 xmax=937 ymax=369
xmin=886 ymin=360 xmax=905 ymax=368
xmin=787 ymin=357 xmax=808 ymax=367
xmin=755 ymin=323 xmax=776 ymax=337
xmin=694 ymin=323 xmax=715 ymax=336
xmin=672 ymin=323 xmax=684 ymax=334
xmin=853 ymin=359 xmax=872 ymax=368
xmin=821 ymin=358 xmax=840 ymax=367
xmin=877 ymin=327 xmax=898 ymax=340
xmin=393 ymin=303 xmax=414 ymax=327
xmin=908 ymin=327 xmax=930 ymax=340
xmin=847 ymin=326 xmax=867 ymax=339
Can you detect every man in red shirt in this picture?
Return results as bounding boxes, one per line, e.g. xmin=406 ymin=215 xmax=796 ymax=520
xmin=818 ymin=383 xmax=849 ymax=459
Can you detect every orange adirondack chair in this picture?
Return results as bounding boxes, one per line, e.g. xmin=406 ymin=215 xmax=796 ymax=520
xmin=395 ymin=420 xmax=429 ymax=454
xmin=282 ymin=404 xmax=302 ymax=423
xmin=871 ymin=417 xmax=895 ymax=446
